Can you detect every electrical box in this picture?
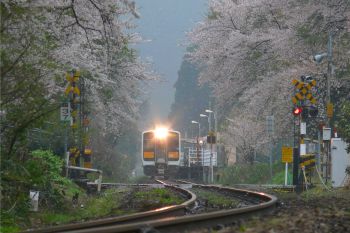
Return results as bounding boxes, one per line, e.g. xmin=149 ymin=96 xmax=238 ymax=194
xmin=323 ymin=128 xmax=331 ymax=141
xmin=331 ymin=138 xmax=350 ymax=187
xmin=300 ymin=122 xmax=306 ymax=135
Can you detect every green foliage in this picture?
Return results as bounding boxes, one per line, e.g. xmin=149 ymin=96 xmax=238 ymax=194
xmin=28 ymin=188 xmax=124 ymax=226
xmin=192 ymin=188 xmax=239 ymax=208
xmin=219 ymin=163 xmax=285 ymax=185
xmin=1 ymin=1 xmax=62 ymax=158
xmin=0 ymin=150 xmax=73 ymax=231
xmin=25 ymin=150 xmax=68 ymax=186
xmin=336 ymin=102 xmax=350 ymax=152
xmin=0 ymin=225 xmax=21 ymax=233
xmin=271 ymin=170 xmax=293 ymax=185
xmin=134 ymin=188 xmax=183 ymax=206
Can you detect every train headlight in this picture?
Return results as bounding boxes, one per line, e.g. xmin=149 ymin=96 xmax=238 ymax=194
xmin=155 ymin=127 xmax=168 ymax=139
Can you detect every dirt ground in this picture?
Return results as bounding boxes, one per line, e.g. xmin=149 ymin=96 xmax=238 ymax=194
xmin=218 ymin=187 xmax=350 ymax=233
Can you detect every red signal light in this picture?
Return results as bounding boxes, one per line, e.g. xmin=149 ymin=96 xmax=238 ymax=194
xmin=293 ymin=107 xmax=302 ymax=116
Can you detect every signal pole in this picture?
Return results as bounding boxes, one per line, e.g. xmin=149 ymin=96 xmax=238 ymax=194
xmin=313 ymin=31 xmax=334 ymax=183
xmin=325 ymin=32 xmax=333 ymax=184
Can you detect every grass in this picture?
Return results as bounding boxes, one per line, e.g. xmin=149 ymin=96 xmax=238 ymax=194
xmin=219 ymin=162 xmax=286 ymax=185
xmin=134 ymin=188 xmax=184 ymax=206
xmin=192 ymin=188 xmax=240 ymax=208
xmin=0 ymin=226 xmax=22 ymax=233
xmin=29 ymin=188 xmax=125 ymax=226
xmin=3 ymin=185 xmax=187 ymax=232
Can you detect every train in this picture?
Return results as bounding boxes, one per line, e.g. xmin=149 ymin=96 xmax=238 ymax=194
xmin=141 ymin=128 xmax=181 ymax=178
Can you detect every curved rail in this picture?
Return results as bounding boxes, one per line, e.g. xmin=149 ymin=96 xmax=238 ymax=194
xmin=56 ymin=181 xmax=277 ymax=233
xmin=155 ymin=179 xmax=196 ymax=206
xmin=23 ymin=183 xmax=196 ymax=233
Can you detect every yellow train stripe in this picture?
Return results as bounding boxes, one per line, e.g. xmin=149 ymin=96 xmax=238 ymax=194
xmin=168 ymin=152 xmax=179 ymax=159
xmin=144 ymin=151 xmax=155 ymax=159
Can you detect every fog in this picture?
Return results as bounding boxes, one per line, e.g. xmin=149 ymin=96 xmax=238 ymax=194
xmin=135 ymin=0 xmax=207 ymax=128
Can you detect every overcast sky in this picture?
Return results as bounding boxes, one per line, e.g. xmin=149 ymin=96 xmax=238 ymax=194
xmin=134 ymin=0 xmax=207 ymax=128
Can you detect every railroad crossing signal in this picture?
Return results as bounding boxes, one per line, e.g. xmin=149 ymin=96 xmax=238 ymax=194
xmin=291 ymin=79 xmax=317 ymax=104
xmin=65 ymin=71 xmax=80 ymax=95
xmin=299 ymin=154 xmax=316 ymax=169
xmin=69 ymin=147 xmax=80 ymax=166
xmin=207 ymin=131 xmax=216 ymax=144
xmin=292 ymin=107 xmax=302 ymax=116
xmin=84 ymin=148 xmax=92 ymax=168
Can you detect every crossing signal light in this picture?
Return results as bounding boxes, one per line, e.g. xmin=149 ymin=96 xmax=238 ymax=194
xmin=302 ymin=107 xmax=309 ymax=119
xmin=293 ymin=107 xmax=302 ymax=116
xmin=309 ymin=106 xmax=318 ymax=117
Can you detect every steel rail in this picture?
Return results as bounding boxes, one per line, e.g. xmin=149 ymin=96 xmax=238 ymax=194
xmin=23 ymin=183 xmax=196 ymax=233
xmin=53 ymin=182 xmax=278 ymax=233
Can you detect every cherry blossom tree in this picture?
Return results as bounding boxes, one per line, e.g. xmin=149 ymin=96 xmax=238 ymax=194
xmin=1 ymin=0 xmax=156 ymax=157
xmin=188 ymin=0 xmax=350 ymax=161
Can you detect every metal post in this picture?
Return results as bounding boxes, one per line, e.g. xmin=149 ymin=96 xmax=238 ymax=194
xmin=327 ymin=31 xmax=333 ymax=122
xmin=65 ymin=151 xmax=70 ymax=177
xmin=39 ymin=128 xmax=43 ymax=149
xmin=198 ymin=123 xmax=201 ymax=138
xmin=67 ymin=166 xmax=103 ymax=193
xmin=201 ymin=144 xmax=205 ymax=182
xmin=208 ymin=113 xmax=212 ymax=132
xmin=214 ymin=112 xmax=217 ymax=134
xmin=325 ymin=32 xmax=333 ymax=184
xmin=269 ymin=141 xmax=273 ymax=182
xmin=293 ymin=147 xmax=299 ymax=188
xmin=210 ymin=143 xmax=213 ymax=183
xmin=284 ymin=163 xmax=288 ymax=186
xmin=97 ymin=173 xmax=102 ymax=193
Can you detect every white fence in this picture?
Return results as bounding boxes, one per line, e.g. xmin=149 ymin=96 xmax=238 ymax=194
xmin=180 ymin=147 xmax=217 ymax=167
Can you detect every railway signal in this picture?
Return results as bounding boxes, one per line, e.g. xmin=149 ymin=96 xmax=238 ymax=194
xmin=207 ymin=132 xmax=216 ymax=144
xmin=65 ymin=70 xmax=81 ymax=170
xmin=291 ymin=76 xmax=318 ymax=192
xmin=291 ymin=79 xmax=317 ymax=105
xmin=309 ymin=106 xmax=318 ymax=117
xmin=293 ymin=107 xmax=302 ymax=116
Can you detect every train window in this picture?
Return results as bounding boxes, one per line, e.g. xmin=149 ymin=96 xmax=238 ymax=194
xmin=143 ymin=132 xmax=154 ymax=140
xmin=168 ymin=132 xmax=180 ymax=161
xmin=167 ymin=132 xmax=179 ymax=151
xmin=143 ymin=132 xmax=155 ymax=161
xmin=143 ymin=139 xmax=154 ymax=151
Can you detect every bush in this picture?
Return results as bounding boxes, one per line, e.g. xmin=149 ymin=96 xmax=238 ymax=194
xmin=0 ymin=150 xmax=74 ymax=231
xmin=24 ymin=150 xmax=72 ymax=209
xmin=219 ymin=162 xmax=285 ymax=185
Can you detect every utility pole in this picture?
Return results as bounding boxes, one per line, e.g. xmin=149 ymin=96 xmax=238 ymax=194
xmin=325 ymin=32 xmax=333 ymax=184
xmin=266 ymin=115 xmax=274 ymax=182
xmin=326 ymin=31 xmax=333 ymax=127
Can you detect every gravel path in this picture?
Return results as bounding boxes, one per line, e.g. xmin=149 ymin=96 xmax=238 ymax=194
xmin=217 ymin=187 xmax=350 ymax=233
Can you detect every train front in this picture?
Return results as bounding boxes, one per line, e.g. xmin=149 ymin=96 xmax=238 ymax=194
xmin=142 ymin=128 xmax=181 ymax=178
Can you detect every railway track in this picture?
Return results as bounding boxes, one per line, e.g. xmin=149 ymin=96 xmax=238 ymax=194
xmin=23 ymin=182 xmax=196 ymax=233
xmin=23 ymin=181 xmax=277 ymax=233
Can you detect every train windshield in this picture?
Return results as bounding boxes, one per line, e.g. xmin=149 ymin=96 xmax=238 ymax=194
xmin=168 ymin=132 xmax=179 ymax=151
xmin=155 ymin=139 xmax=167 ymax=162
xmin=167 ymin=132 xmax=180 ymax=161
xmin=143 ymin=132 xmax=155 ymax=161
